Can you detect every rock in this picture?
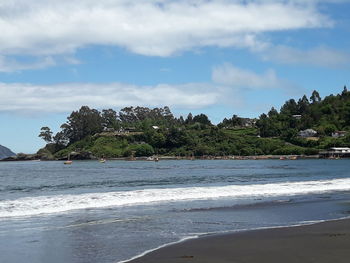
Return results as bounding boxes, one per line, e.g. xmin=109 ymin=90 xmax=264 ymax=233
xmin=0 ymin=144 xmax=16 ymax=159
xmin=36 ymin=147 xmax=55 ymax=161
xmin=69 ymin=151 xmax=96 ymax=160
xmin=1 ymin=153 xmax=40 ymax=161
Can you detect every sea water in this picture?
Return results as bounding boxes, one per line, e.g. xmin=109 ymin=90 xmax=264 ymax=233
xmin=0 ymin=159 xmax=349 ymax=263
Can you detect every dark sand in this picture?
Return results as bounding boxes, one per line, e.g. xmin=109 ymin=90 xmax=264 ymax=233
xmin=128 ymin=218 xmax=350 ymax=263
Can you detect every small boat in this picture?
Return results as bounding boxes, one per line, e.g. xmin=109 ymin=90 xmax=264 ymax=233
xmin=146 ymin=156 xmax=159 ymax=162
xmin=64 ymin=153 xmax=72 ymax=164
xmin=99 ymin=158 xmax=106 ymax=163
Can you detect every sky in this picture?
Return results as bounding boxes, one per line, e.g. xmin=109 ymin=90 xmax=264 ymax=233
xmin=0 ymin=0 xmax=349 ymax=153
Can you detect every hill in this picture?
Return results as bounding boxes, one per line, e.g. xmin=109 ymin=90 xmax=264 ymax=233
xmin=36 ymin=87 xmax=350 ymax=159
xmin=0 ymin=144 xmax=16 ymax=159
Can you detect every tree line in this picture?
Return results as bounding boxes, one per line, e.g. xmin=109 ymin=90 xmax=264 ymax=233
xmin=39 ymin=86 xmax=350 ymax=158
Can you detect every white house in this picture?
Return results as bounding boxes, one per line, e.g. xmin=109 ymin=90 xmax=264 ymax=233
xmin=298 ymin=129 xmax=317 ymax=138
xmin=292 ymin=115 xmax=302 ymax=120
xmin=332 ymin=131 xmax=347 ymax=138
xmin=330 ymin=147 xmax=350 ymax=154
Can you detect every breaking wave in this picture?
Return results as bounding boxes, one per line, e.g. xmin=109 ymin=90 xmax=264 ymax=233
xmin=1 ymin=178 xmax=350 ymax=218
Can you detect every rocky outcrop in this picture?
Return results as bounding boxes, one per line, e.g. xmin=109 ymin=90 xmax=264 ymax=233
xmin=36 ymin=147 xmax=55 ymax=161
xmin=69 ymin=151 xmax=96 ymax=160
xmin=56 ymin=151 xmax=96 ymax=160
xmin=0 ymin=144 xmax=16 ymax=159
xmin=1 ymin=153 xmax=40 ymax=161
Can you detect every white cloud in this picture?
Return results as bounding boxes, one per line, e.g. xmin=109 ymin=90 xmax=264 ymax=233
xmin=0 ymin=0 xmax=332 ymax=59
xmin=212 ymin=63 xmax=284 ymax=89
xmin=0 ymin=56 xmax=56 ymax=72
xmin=261 ymin=46 xmax=350 ymax=67
xmin=0 ymin=61 xmax=303 ymax=113
xmin=0 ymin=82 xmax=222 ymax=113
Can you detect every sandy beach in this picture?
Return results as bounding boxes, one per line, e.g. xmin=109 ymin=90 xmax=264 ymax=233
xmin=128 ymin=218 xmax=350 ymax=263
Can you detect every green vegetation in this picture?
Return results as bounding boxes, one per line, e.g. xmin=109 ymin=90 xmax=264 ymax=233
xmin=38 ymin=87 xmax=350 ymax=159
xmin=256 ymin=86 xmax=350 ymax=149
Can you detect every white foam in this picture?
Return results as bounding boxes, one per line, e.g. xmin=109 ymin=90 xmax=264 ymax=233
xmin=117 ymin=216 xmax=350 ymax=263
xmin=116 ymin=235 xmax=198 ymax=263
xmin=1 ymin=178 xmax=350 ymax=218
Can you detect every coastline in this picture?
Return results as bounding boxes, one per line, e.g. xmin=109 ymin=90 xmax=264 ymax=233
xmin=0 ymin=154 xmax=333 ymax=162
xmin=126 ymin=217 xmax=350 ymax=263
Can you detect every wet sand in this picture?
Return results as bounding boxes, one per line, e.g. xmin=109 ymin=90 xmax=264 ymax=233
xmin=128 ymin=218 xmax=350 ymax=263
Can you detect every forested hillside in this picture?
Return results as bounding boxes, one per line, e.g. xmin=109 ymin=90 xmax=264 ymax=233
xmin=37 ymin=87 xmax=350 ymax=159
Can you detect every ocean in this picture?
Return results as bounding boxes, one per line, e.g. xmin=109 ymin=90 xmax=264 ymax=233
xmin=0 ymin=159 xmax=349 ymax=263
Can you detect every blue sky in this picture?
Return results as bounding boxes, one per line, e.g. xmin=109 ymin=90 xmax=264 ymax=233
xmin=0 ymin=0 xmax=349 ymax=153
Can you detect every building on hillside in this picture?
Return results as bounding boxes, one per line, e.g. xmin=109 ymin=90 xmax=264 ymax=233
xmin=332 ymin=131 xmax=347 ymax=138
xmin=319 ymin=147 xmax=350 ymax=158
xmin=330 ymin=147 xmax=350 ymax=154
xmin=118 ymin=127 xmax=137 ymax=133
xmin=241 ymin=118 xmax=257 ymax=128
xmin=292 ymin=115 xmax=302 ymax=120
xmin=298 ymin=129 xmax=317 ymax=138
xmin=103 ymin=127 xmax=115 ymax=132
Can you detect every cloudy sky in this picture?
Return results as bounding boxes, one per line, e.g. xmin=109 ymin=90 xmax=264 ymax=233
xmin=0 ymin=0 xmax=349 ymax=153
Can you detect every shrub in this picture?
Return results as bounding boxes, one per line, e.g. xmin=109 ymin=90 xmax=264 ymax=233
xmin=126 ymin=144 xmax=155 ymax=157
xmin=272 ymin=146 xmax=305 ymax=155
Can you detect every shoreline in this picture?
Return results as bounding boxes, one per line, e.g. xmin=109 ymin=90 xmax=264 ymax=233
xmin=2 ymin=154 xmax=344 ymax=162
xmin=125 ymin=217 xmax=350 ymax=263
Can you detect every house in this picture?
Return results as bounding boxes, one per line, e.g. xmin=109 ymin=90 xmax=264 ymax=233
xmin=292 ymin=115 xmax=302 ymax=120
xmin=118 ymin=127 xmax=137 ymax=133
xmin=319 ymin=147 xmax=350 ymax=158
xmin=332 ymin=131 xmax=347 ymax=138
xmin=241 ymin=118 xmax=257 ymax=128
xmin=298 ymin=129 xmax=317 ymax=138
xmin=103 ymin=127 xmax=115 ymax=132
xmin=114 ymin=127 xmax=142 ymax=136
xmin=152 ymin=126 xmax=160 ymax=130
xmin=330 ymin=147 xmax=350 ymax=154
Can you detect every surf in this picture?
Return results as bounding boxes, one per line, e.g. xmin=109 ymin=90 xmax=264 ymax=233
xmin=1 ymin=178 xmax=350 ymax=218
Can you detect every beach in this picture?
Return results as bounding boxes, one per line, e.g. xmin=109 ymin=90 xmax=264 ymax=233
xmin=128 ymin=218 xmax=350 ymax=263
xmin=1 ymin=160 xmax=350 ymax=263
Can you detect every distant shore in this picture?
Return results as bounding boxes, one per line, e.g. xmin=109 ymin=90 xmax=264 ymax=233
xmin=1 ymin=153 xmax=347 ymax=162
xmin=127 ymin=217 xmax=350 ymax=263
xmin=0 ymin=154 xmax=323 ymax=162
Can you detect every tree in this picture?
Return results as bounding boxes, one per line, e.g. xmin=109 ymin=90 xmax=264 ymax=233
xmin=256 ymin=113 xmax=280 ymax=137
xmin=193 ymin=114 xmax=212 ymax=126
xmin=163 ymin=106 xmax=174 ymax=121
xmin=101 ymin=109 xmax=119 ymax=129
xmin=62 ymin=106 xmax=103 ymax=143
xmin=280 ymin=99 xmax=298 ymax=115
xmin=323 ymin=124 xmax=337 ymax=136
xmin=268 ymin=107 xmax=278 ymax=118
xmin=53 ymin=131 xmax=69 ymax=147
xmin=218 ymin=115 xmax=244 ymax=128
xmin=297 ymin=95 xmax=310 ymax=114
xmin=310 ymin=90 xmax=321 ymax=104
xmin=178 ymin=116 xmax=185 ymax=124
xmin=185 ymin=113 xmax=193 ymax=124
xmin=344 ymin=102 xmax=350 ymax=125
xmin=149 ymin=132 xmax=166 ymax=148
xmin=127 ymin=144 xmax=154 ymax=157
xmin=39 ymin=127 xmax=53 ymax=143
xmin=119 ymin=106 xmax=137 ymax=123
xmin=230 ymin=115 xmax=243 ymax=126
xmin=341 ymin=86 xmax=349 ymax=98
